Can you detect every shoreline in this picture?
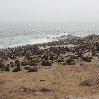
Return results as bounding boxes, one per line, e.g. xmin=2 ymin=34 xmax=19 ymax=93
xmin=0 ymin=34 xmax=99 ymax=98
xmin=0 ymin=33 xmax=96 ymax=50
xmin=0 ymin=34 xmax=80 ymax=50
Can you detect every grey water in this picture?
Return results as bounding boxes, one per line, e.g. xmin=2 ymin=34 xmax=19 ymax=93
xmin=0 ymin=22 xmax=99 ymax=48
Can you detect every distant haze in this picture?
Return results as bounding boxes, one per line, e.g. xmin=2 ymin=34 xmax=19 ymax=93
xmin=0 ymin=0 xmax=99 ymax=22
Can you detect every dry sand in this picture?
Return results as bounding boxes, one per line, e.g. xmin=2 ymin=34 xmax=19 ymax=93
xmin=0 ymin=53 xmax=99 ymax=99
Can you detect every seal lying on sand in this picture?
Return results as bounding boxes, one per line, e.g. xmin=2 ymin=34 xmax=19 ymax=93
xmin=24 ymin=66 xmax=38 ymax=72
xmin=41 ymin=60 xmax=51 ymax=66
xmin=5 ymin=64 xmax=10 ymax=71
xmin=12 ymin=60 xmax=21 ymax=72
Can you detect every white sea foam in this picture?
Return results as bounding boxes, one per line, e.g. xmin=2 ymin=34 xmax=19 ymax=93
xmin=0 ymin=22 xmax=99 ymax=48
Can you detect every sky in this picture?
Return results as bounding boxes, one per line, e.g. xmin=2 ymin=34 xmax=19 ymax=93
xmin=0 ymin=0 xmax=99 ymax=22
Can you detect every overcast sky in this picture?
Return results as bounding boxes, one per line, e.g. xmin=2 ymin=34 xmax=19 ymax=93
xmin=0 ymin=0 xmax=99 ymax=22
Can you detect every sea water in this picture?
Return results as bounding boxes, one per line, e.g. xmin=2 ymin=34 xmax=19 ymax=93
xmin=0 ymin=22 xmax=99 ymax=48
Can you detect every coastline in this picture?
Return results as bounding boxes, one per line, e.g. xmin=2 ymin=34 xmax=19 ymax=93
xmin=0 ymin=34 xmax=78 ymax=50
xmin=0 ymin=34 xmax=99 ymax=98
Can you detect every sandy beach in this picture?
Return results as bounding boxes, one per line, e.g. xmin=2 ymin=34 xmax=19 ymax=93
xmin=0 ymin=34 xmax=99 ymax=99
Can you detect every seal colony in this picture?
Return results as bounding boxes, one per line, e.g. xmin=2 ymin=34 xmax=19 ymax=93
xmin=1 ymin=34 xmax=99 ymax=98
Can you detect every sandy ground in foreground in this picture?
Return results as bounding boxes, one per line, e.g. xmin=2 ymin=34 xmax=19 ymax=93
xmin=0 ymin=44 xmax=99 ymax=99
xmin=0 ymin=59 xmax=99 ymax=99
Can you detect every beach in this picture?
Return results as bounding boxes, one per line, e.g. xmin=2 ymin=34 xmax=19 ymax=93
xmin=0 ymin=34 xmax=99 ymax=98
xmin=0 ymin=0 xmax=99 ymax=98
xmin=0 ymin=22 xmax=99 ymax=48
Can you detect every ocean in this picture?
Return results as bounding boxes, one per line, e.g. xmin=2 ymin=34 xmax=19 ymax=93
xmin=0 ymin=22 xmax=99 ymax=48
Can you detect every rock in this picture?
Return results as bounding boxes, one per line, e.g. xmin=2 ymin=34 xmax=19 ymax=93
xmin=41 ymin=60 xmax=51 ymax=66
